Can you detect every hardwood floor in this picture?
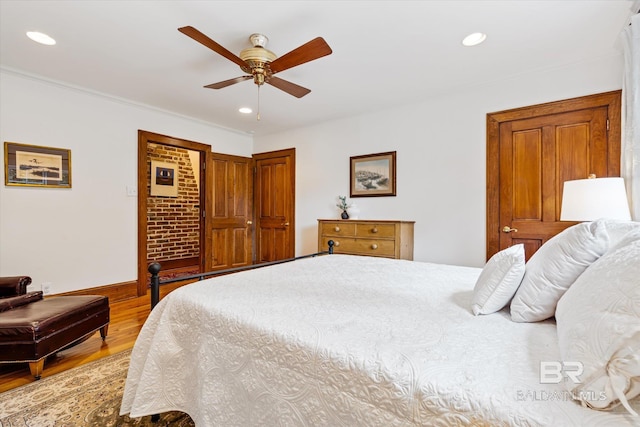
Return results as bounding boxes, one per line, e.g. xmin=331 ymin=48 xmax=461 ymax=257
xmin=0 ymin=281 xmax=187 ymax=393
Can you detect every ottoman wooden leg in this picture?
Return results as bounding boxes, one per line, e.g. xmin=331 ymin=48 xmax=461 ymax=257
xmin=100 ymin=324 xmax=109 ymax=340
xmin=29 ymin=359 xmax=45 ymax=379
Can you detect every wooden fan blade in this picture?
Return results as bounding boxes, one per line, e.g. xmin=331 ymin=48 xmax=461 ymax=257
xmin=204 ymin=75 xmax=252 ymax=89
xmin=178 ymin=26 xmax=247 ymax=68
xmin=269 ymin=37 xmax=332 ymax=74
xmin=266 ymin=76 xmax=311 ymax=98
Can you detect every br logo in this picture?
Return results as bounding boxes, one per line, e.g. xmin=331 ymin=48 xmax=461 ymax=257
xmin=539 ymin=361 xmax=584 ymax=384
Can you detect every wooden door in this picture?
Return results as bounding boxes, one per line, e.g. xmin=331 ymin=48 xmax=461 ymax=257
xmin=253 ymin=148 xmax=295 ymax=262
xmin=487 ymin=91 xmax=621 ymax=261
xmin=207 ymin=153 xmax=253 ymax=272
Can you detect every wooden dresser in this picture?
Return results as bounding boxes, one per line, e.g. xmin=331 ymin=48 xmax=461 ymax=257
xmin=318 ymin=219 xmax=415 ymax=260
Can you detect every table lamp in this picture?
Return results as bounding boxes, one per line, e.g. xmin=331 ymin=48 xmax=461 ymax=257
xmin=560 ymin=175 xmax=631 ymax=221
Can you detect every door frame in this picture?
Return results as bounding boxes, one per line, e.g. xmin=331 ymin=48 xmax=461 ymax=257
xmin=486 ymin=91 xmax=621 ymax=260
xmin=137 ymin=130 xmax=211 ymax=296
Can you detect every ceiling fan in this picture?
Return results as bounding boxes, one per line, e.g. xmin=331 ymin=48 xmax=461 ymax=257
xmin=178 ymin=26 xmax=333 ymax=99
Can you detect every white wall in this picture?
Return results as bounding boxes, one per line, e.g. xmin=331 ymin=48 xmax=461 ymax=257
xmin=0 ymin=70 xmax=252 ymax=293
xmin=254 ymin=54 xmax=624 ymax=267
xmin=0 ymin=52 xmax=624 ymax=293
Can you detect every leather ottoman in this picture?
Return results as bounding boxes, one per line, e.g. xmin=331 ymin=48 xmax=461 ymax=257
xmin=0 ymin=295 xmax=110 ymax=379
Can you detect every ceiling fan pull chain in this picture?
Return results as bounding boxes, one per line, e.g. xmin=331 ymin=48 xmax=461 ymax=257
xmin=257 ymin=85 xmax=261 ymax=121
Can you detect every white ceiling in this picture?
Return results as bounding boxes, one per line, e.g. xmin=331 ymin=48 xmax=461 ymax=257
xmin=0 ymin=1 xmax=637 ymax=137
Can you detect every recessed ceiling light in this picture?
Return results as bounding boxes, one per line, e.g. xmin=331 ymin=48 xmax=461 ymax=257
xmin=26 ymin=31 xmax=56 ymax=46
xmin=462 ymin=32 xmax=486 ymax=47
xmin=239 ymin=107 xmax=253 ymax=114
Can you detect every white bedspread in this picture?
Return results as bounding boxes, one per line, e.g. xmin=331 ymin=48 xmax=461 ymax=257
xmin=120 ymin=255 xmax=639 ymax=426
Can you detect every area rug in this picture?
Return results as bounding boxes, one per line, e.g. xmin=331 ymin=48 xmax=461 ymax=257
xmin=0 ymin=350 xmax=194 ymax=427
xmin=158 ymin=268 xmax=200 ymax=282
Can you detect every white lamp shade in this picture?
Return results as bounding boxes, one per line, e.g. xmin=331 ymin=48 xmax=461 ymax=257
xmin=560 ymin=177 xmax=631 ymax=221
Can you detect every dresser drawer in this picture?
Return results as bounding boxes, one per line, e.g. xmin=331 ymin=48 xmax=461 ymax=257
xmin=354 ymin=223 xmax=396 ymax=239
xmin=320 ymin=237 xmax=395 ymax=257
xmin=320 ymin=221 xmax=356 ymax=237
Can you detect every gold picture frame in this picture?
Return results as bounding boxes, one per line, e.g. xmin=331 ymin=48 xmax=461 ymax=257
xmin=350 ymin=151 xmax=396 ymax=197
xmin=4 ymin=142 xmax=72 ymax=188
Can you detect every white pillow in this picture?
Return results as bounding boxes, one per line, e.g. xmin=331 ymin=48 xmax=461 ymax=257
xmin=471 ymin=244 xmax=525 ymax=315
xmin=510 ymin=219 xmax=609 ymax=322
xmin=600 ymin=219 xmax=640 ymax=247
xmin=555 ymin=229 xmax=640 ymax=416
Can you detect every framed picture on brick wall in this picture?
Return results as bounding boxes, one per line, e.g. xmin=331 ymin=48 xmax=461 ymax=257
xmin=150 ymin=160 xmax=178 ymax=197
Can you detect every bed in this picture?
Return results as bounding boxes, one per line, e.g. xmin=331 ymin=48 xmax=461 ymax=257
xmin=120 ymin=220 xmax=640 ymax=426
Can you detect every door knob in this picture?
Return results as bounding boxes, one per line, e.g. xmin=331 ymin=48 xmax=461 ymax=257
xmin=282 ymin=222 xmax=290 ymax=227
xmin=502 ymin=226 xmax=518 ymax=233
xmin=246 ymin=220 xmax=253 ymax=225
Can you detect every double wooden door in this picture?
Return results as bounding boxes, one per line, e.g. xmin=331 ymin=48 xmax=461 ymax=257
xmin=487 ymin=91 xmax=621 ymax=260
xmin=206 ymin=148 xmax=295 ymax=272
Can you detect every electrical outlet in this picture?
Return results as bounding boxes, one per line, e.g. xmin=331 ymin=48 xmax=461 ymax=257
xmin=41 ymin=282 xmax=52 ymax=295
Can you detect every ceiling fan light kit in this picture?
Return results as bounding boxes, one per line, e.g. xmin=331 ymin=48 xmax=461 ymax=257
xmin=239 ymin=34 xmax=277 ymax=86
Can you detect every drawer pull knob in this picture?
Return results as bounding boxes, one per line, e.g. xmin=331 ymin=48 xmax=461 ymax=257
xmin=334 ymin=226 xmax=340 ymax=232
xmin=334 ymin=241 xmax=340 ymax=247
xmin=371 ymin=244 xmax=378 ymax=250
xmin=371 ymin=227 xmax=378 ymax=233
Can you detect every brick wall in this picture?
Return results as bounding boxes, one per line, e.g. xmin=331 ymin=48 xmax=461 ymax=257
xmin=147 ymin=143 xmax=200 ymax=263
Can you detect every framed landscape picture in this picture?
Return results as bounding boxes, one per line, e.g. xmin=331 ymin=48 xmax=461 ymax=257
xmin=350 ymin=151 xmax=396 ymax=197
xmin=4 ymin=141 xmax=72 ymax=188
